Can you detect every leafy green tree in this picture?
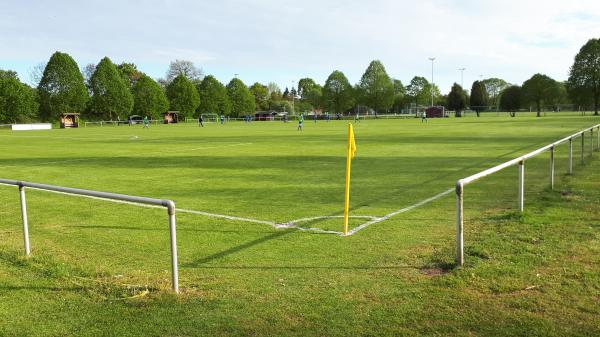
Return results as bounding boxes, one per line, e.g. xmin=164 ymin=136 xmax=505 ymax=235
xmin=37 ymin=51 xmax=88 ymax=121
xmin=522 ymin=73 xmax=559 ymax=117
xmin=0 ymin=77 xmax=39 ymax=123
xmin=131 ymin=75 xmax=169 ymax=119
xmin=166 ymin=60 xmax=203 ymax=83
xmin=405 ymin=76 xmax=429 ymax=106
xmin=447 ymin=83 xmax=466 ymax=117
xmin=88 ymin=57 xmax=134 ymax=121
xmin=0 ymin=69 xmax=19 ymax=80
xmin=391 ymin=79 xmax=405 ymax=113
xmin=297 ymin=78 xmax=318 ymax=99
xmin=500 ymin=85 xmax=522 ymax=116
xmin=357 ymin=60 xmax=394 ymax=113
xmin=166 ymin=74 xmax=200 ymax=117
xmin=196 ymin=75 xmax=231 ymax=117
xmin=117 ymin=62 xmax=143 ymax=88
xmin=567 ymin=38 xmax=600 ymax=115
xmin=481 ymin=78 xmax=509 ymax=109
xmin=226 ymin=78 xmax=255 ymax=117
xmin=469 ymin=80 xmax=488 ymax=116
xmin=249 ymin=82 xmax=270 ymax=111
xmin=322 ymin=70 xmax=354 ymax=114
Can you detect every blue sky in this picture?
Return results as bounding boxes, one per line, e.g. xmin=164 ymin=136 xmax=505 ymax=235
xmin=1 ymin=0 xmax=599 ymax=93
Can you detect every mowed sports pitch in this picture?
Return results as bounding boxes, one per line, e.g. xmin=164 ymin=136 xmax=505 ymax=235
xmin=1 ymin=114 xmax=599 ymax=335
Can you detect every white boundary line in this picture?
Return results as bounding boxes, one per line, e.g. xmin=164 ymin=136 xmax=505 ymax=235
xmin=1 ymin=182 xmax=454 ymax=236
xmin=345 ymin=188 xmax=455 ymax=236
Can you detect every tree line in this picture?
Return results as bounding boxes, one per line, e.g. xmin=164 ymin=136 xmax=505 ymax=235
xmin=0 ymin=38 xmax=598 ymax=124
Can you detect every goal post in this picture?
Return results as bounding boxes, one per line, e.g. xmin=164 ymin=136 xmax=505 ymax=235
xmin=0 ymin=178 xmax=180 ymax=293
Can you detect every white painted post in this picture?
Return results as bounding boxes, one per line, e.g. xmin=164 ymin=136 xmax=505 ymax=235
xmin=19 ymin=185 xmax=31 ymax=256
xmin=455 ymin=181 xmax=464 ymax=267
xmin=550 ymin=146 xmax=555 ymax=190
xmin=568 ymin=138 xmax=573 ymax=175
xmin=518 ymin=161 xmax=525 ymax=212
xmin=167 ymin=201 xmax=179 ymax=294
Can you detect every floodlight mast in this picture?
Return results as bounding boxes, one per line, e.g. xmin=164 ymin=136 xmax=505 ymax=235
xmin=428 ymin=57 xmax=435 ymax=106
xmin=458 ymin=68 xmax=466 ymax=88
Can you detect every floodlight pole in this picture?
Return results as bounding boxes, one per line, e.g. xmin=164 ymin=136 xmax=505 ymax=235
xmin=458 ymin=68 xmax=466 ymax=88
xmin=428 ymin=57 xmax=435 ymax=106
xmin=291 ymin=80 xmax=295 ymax=115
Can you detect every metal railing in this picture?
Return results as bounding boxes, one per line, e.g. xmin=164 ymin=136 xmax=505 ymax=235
xmin=455 ymin=124 xmax=600 ymax=266
xmin=0 ymin=179 xmax=179 ymax=293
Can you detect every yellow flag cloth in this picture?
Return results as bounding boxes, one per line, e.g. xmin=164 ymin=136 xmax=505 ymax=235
xmin=349 ymin=124 xmax=357 ymax=159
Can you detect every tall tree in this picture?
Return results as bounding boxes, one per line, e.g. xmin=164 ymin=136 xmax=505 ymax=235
xmin=0 ymin=69 xmax=19 ymax=80
xmin=499 ymin=85 xmax=522 ymax=116
xmin=322 ymin=70 xmax=354 ymax=114
xmin=391 ymin=79 xmax=405 ymax=113
xmin=37 ymin=51 xmax=88 ymax=121
xmin=196 ymin=75 xmax=231 ymax=116
xmin=166 ymin=60 xmax=203 ymax=83
xmin=522 ymin=73 xmax=559 ymax=117
xmin=166 ymin=74 xmax=200 ymax=117
xmin=567 ymin=38 xmax=600 ymax=115
xmin=481 ymin=78 xmax=509 ymax=109
xmin=88 ymin=57 xmax=134 ymax=121
xmin=447 ymin=83 xmax=466 ymax=117
xmin=297 ymin=78 xmax=318 ymax=99
xmin=226 ymin=78 xmax=255 ymax=117
xmin=117 ymin=62 xmax=143 ymax=88
xmin=249 ymin=82 xmax=269 ymax=111
xmin=357 ymin=60 xmax=394 ymax=113
xmin=469 ymin=80 xmax=488 ymax=116
xmin=0 ymin=76 xmax=39 ymax=123
xmin=132 ymin=75 xmax=169 ymax=119
xmin=405 ymin=76 xmax=429 ymax=106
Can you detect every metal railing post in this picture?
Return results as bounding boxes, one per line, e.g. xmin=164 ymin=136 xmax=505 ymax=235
xmin=518 ymin=160 xmax=525 ymax=212
xmin=550 ymin=146 xmax=555 ymax=190
xmin=581 ymin=133 xmax=585 ymax=165
xmin=455 ymin=181 xmax=464 ymax=267
xmin=18 ymin=185 xmax=31 ymax=256
xmin=166 ymin=201 xmax=179 ymax=294
xmin=591 ymin=129 xmax=594 ymax=157
xmin=568 ymin=138 xmax=573 ymax=175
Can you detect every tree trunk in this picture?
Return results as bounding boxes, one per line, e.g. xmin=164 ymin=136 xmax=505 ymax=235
xmin=536 ymin=100 xmax=541 ymax=117
xmin=595 ymin=92 xmax=599 ymax=116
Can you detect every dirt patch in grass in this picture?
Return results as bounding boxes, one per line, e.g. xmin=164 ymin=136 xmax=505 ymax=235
xmin=420 ymin=267 xmax=448 ymax=277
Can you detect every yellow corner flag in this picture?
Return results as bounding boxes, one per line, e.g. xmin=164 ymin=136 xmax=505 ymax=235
xmin=343 ymin=123 xmax=357 ymax=235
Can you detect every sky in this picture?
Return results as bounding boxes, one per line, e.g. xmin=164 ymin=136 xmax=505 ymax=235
xmin=1 ymin=0 xmax=599 ymax=93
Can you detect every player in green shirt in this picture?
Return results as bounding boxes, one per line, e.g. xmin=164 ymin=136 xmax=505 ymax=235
xmin=298 ymin=114 xmax=304 ymax=131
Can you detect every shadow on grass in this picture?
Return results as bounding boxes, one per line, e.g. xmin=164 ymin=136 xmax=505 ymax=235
xmin=182 ymin=229 xmax=295 ymax=268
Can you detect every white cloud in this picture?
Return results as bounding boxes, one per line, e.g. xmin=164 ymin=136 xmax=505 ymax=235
xmin=1 ymin=0 xmax=599 ymax=92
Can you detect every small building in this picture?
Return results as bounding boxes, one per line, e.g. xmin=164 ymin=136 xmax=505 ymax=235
xmin=425 ymin=106 xmax=445 ymax=118
xmin=60 ymin=113 xmax=80 ymax=128
xmin=163 ymin=111 xmax=179 ymax=124
xmin=255 ymin=111 xmax=277 ymax=121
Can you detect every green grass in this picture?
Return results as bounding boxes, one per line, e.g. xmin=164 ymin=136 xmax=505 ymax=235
xmin=0 ymin=113 xmax=599 ymax=336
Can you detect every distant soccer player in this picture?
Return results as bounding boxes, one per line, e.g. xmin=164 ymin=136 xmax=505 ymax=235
xmin=143 ymin=116 xmax=149 ymax=128
xmin=421 ymin=111 xmax=428 ymax=123
xmin=298 ymin=113 xmax=304 ymax=131
xmin=198 ymin=115 xmax=204 ymax=127
xmin=354 ymin=112 xmax=360 ymax=123
xmin=220 ymin=115 xmax=225 ymax=124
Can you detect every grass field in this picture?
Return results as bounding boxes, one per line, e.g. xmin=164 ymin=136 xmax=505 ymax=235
xmin=0 ymin=113 xmax=599 ymax=336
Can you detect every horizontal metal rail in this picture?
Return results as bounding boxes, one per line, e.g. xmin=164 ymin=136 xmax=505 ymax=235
xmin=455 ymin=124 xmax=600 ymax=266
xmin=0 ymin=178 xmax=179 ymax=293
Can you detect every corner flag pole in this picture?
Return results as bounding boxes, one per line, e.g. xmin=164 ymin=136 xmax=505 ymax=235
xmin=343 ymin=123 xmax=356 ymax=235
